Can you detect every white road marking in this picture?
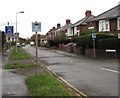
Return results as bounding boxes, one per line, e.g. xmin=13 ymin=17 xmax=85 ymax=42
xmin=101 ymin=68 xmax=120 ymax=73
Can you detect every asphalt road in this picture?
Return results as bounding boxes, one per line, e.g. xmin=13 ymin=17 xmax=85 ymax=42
xmin=24 ymin=46 xmax=119 ymax=96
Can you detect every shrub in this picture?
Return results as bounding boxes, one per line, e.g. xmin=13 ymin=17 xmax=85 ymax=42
xmin=70 ymin=36 xmax=79 ymax=42
xmin=80 ymin=29 xmax=98 ymax=35
xmin=76 ymin=33 xmax=117 ymax=48
xmin=98 ymin=38 xmax=120 ymax=49
xmin=48 ymin=39 xmax=70 ymax=47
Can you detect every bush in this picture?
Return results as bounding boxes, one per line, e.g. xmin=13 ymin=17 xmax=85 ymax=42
xmin=70 ymin=36 xmax=79 ymax=42
xmin=76 ymin=33 xmax=117 ymax=48
xmin=98 ymin=38 xmax=120 ymax=49
xmin=48 ymin=39 xmax=70 ymax=47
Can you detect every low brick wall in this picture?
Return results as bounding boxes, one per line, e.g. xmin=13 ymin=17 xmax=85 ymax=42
xmin=59 ymin=44 xmax=62 ymax=50
xmin=84 ymin=48 xmax=94 ymax=57
xmin=73 ymin=47 xmax=79 ymax=54
xmin=62 ymin=47 xmax=68 ymax=52
xmin=84 ymin=48 xmax=106 ymax=58
xmin=59 ymin=45 xmax=107 ymax=58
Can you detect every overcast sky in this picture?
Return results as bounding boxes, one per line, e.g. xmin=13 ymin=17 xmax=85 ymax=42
xmin=0 ymin=0 xmax=119 ymax=38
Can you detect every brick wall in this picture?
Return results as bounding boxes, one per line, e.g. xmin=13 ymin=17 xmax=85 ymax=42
xmin=109 ymin=18 xmax=120 ymax=33
xmin=87 ymin=21 xmax=98 ymax=30
xmin=73 ymin=47 xmax=79 ymax=54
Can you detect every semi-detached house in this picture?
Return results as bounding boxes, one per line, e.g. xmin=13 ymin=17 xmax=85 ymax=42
xmin=45 ymin=4 xmax=120 ymax=43
xmin=46 ymin=19 xmax=72 ymax=40
xmin=87 ymin=4 xmax=120 ymax=34
xmin=67 ymin=10 xmax=95 ymax=38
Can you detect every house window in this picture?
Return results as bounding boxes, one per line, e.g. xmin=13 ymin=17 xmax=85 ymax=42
xmin=117 ymin=17 xmax=120 ymax=30
xmin=99 ymin=20 xmax=110 ymax=32
xmin=74 ymin=27 xmax=77 ymax=35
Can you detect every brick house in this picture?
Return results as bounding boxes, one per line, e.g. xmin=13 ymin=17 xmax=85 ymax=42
xmin=55 ymin=19 xmax=73 ymax=39
xmin=46 ymin=23 xmax=61 ymax=41
xmin=46 ymin=19 xmax=72 ymax=41
xmin=67 ymin=10 xmax=95 ymax=38
xmin=88 ymin=4 xmax=120 ymax=34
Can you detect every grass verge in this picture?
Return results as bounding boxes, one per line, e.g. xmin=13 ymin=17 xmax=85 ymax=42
xmin=25 ymin=73 xmax=71 ymax=96
xmin=9 ymin=47 xmax=31 ymax=60
xmin=4 ymin=62 xmax=35 ymax=69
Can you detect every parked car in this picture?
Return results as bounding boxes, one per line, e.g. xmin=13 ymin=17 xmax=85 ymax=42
xmin=16 ymin=43 xmax=21 ymax=47
xmin=30 ymin=42 xmax=35 ymax=46
xmin=63 ymin=42 xmax=77 ymax=47
xmin=21 ymin=43 xmax=25 ymax=46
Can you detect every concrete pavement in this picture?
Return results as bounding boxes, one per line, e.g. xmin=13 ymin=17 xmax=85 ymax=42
xmin=2 ymin=49 xmax=29 ymax=97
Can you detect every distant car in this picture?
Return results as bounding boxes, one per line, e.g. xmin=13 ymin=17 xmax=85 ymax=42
xmin=16 ymin=43 xmax=21 ymax=47
xmin=30 ymin=42 xmax=35 ymax=46
xmin=21 ymin=43 xmax=25 ymax=46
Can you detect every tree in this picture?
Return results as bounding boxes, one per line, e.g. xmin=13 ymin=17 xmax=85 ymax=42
xmin=30 ymin=34 xmax=41 ymax=43
xmin=55 ymin=31 xmax=66 ymax=40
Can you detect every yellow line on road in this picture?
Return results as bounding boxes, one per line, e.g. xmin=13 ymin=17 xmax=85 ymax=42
xmin=46 ymin=67 xmax=87 ymax=97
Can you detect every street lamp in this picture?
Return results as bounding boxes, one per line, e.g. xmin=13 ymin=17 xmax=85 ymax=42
xmin=15 ymin=11 xmax=24 ymax=53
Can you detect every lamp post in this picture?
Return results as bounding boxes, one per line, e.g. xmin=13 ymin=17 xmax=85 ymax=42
xmin=16 ymin=11 xmax=24 ymax=53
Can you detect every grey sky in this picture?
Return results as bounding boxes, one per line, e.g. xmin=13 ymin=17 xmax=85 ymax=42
xmin=0 ymin=0 xmax=119 ymax=38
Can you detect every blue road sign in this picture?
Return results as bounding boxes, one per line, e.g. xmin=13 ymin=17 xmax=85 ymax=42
xmin=32 ymin=22 xmax=41 ymax=32
xmin=5 ymin=26 xmax=14 ymax=34
xmin=92 ymin=33 xmax=96 ymax=38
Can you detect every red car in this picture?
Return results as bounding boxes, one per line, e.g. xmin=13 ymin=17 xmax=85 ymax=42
xmin=63 ymin=42 xmax=77 ymax=47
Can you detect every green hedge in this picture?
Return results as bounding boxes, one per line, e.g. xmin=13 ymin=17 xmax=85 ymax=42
xmin=48 ymin=39 xmax=70 ymax=47
xmin=77 ymin=33 xmax=117 ymax=48
xmin=98 ymin=38 xmax=120 ymax=49
xmin=70 ymin=36 xmax=79 ymax=42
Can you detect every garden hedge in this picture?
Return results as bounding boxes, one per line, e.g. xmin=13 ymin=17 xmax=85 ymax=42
xmin=48 ymin=39 xmax=70 ymax=47
xmin=98 ymin=38 xmax=120 ymax=49
xmin=76 ymin=33 xmax=117 ymax=48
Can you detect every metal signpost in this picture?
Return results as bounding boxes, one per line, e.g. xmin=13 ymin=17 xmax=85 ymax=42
xmin=92 ymin=33 xmax=96 ymax=58
xmin=32 ymin=21 xmax=41 ymax=75
xmin=14 ymin=33 xmax=19 ymax=53
xmin=5 ymin=23 xmax=14 ymax=54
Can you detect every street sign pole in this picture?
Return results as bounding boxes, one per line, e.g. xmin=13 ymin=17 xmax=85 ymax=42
xmin=92 ymin=33 xmax=96 ymax=58
xmin=32 ymin=21 xmax=41 ymax=76
xmin=7 ymin=22 xmax=12 ymax=54
xmin=36 ymin=31 xmax=38 ymax=75
xmin=93 ymin=38 xmax=96 ymax=58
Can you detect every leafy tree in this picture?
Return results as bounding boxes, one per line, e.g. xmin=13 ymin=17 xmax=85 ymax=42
xmin=80 ymin=29 xmax=98 ymax=35
xmin=55 ymin=32 xmax=66 ymax=40
xmin=30 ymin=34 xmax=41 ymax=43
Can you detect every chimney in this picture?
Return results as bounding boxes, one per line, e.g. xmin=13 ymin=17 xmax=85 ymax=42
xmin=52 ymin=27 xmax=56 ymax=30
xmin=66 ymin=19 xmax=71 ymax=25
xmin=50 ymin=29 xmax=52 ymax=32
xmin=85 ymin=10 xmax=92 ymax=17
xmin=57 ymin=23 xmax=61 ymax=28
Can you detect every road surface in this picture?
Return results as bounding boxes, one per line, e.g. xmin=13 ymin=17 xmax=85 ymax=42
xmin=24 ymin=46 xmax=119 ymax=96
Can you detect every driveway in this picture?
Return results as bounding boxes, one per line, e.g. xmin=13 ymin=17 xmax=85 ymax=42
xmin=24 ymin=46 xmax=119 ymax=96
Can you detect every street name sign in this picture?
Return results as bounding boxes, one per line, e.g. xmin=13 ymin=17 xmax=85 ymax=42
xmin=14 ymin=33 xmax=19 ymax=39
xmin=5 ymin=26 xmax=14 ymax=34
xmin=32 ymin=22 xmax=41 ymax=32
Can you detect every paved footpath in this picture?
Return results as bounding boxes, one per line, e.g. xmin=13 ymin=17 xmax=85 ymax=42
xmin=2 ymin=50 xmax=29 ymax=97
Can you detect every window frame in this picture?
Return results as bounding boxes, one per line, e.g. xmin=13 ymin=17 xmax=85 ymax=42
xmin=99 ymin=20 xmax=110 ymax=32
xmin=117 ymin=17 xmax=120 ymax=30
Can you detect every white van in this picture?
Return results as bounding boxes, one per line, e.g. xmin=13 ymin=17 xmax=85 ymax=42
xmin=30 ymin=42 xmax=35 ymax=46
